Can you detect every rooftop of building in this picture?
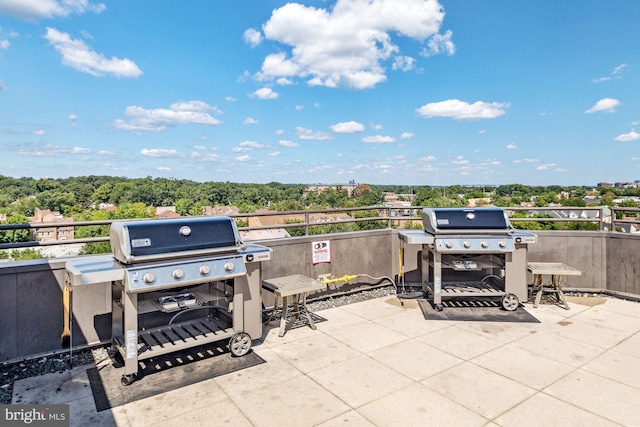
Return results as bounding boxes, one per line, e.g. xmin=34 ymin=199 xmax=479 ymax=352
xmin=9 ymin=293 xmax=640 ymax=426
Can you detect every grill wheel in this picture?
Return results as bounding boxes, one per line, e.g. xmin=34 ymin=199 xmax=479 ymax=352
xmin=229 ymin=332 xmax=252 ymax=357
xmin=501 ymin=293 xmax=520 ymax=311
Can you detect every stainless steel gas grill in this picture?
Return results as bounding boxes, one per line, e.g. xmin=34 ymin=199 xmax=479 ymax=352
xmin=398 ymin=207 xmax=536 ymax=311
xmin=65 ymin=216 xmax=271 ymax=385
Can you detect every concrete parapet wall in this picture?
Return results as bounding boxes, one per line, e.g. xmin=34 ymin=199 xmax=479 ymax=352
xmin=0 ymin=230 xmax=638 ymax=362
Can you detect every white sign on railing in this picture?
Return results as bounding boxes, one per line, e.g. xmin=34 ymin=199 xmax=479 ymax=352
xmin=312 ymin=240 xmax=331 ymax=265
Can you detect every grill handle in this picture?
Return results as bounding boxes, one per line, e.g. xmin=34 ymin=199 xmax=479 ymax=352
xmin=121 ymin=245 xmax=243 ymax=264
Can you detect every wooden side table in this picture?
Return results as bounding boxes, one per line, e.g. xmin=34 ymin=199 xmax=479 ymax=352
xmin=263 ymin=275 xmax=327 ymax=337
xmin=527 ymin=262 xmax=581 ymax=310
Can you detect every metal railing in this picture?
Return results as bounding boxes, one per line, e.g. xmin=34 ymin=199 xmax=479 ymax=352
xmin=0 ymin=205 xmax=633 ymax=253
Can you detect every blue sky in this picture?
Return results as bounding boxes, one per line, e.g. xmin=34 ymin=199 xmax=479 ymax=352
xmin=0 ymin=0 xmax=638 ymax=186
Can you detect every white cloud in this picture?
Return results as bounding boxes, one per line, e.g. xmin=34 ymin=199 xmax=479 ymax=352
xmin=615 ymin=130 xmax=640 ymax=142
xmin=170 ymin=100 xmax=222 ymax=114
xmin=71 ymin=146 xmax=91 ymax=154
xmin=279 ymin=140 xmax=300 ymax=148
xmin=330 ymin=121 xmax=365 ymax=133
xmin=255 ymin=0 xmax=448 ymax=89
xmin=392 ymin=55 xmax=416 ymax=71
xmin=419 ymin=155 xmax=436 ymax=162
xmin=225 ymin=96 xmax=236 ymax=102
xmin=235 ymin=155 xmax=250 ymax=162
xmin=362 ymin=135 xmax=396 ymax=143
xmin=191 ymin=152 xmax=220 ymax=162
xmin=243 ymin=117 xmax=259 ymax=124
xmin=114 ymin=101 xmax=221 ymax=132
xmin=140 ymin=148 xmax=185 ymax=158
xmin=157 ymin=166 xmax=171 ymax=171
xmin=507 ymin=143 xmax=517 ymax=149
xmin=99 ymin=150 xmax=117 ymax=156
xmin=252 ymin=87 xmax=278 ymax=99
xmin=268 ymin=151 xmax=280 ymax=156
xmin=593 ymin=63 xmax=629 ymax=83
xmin=585 ymin=98 xmax=620 ymax=114
xmin=193 ymin=145 xmax=207 ymax=151
xmin=0 ymin=39 xmax=9 ymax=49
xmin=296 ymin=126 xmax=333 ymax=141
xmin=421 ymin=29 xmax=455 ymax=57
xmin=232 ymin=141 xmax=264 ymax=153
xmin=43 ymin=27 xmax=142 ymax=78
xmin=0 ymin=0 xmax=105 ymax=20
xmin=452 ymin=157 xmax=469 ymax=165
xmin=276 ymin=77 xmax=293 ymax=86
xmin=416 ymin=99 xmax=509 ymax=120
xmin=243 ymin=28 xmax=262 ymax=47
xmin=33 ymin=129 xmax=46 ymax=136
xmin=613 ymin=63 xmax=629 ymax=74
xmin=536 ymin=163 xmax=556 ymax=170
xmin=400 ymin=132 xmax=414 ymax=139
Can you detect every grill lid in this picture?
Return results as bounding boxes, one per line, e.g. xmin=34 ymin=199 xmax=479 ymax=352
xmin=422 ymin=207 xmax=512 ymax=235
xmin=110 ymin=216 xmax=243 ymax=264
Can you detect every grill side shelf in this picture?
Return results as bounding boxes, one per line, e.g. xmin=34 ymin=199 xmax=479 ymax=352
xmin=113 ymin=317 xmax=234 ymax=361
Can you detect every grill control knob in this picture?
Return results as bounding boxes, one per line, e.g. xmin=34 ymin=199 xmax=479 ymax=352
xmin=463 ymin=241 xmax=471 ymax=248
xmin=498 ymin=241 xmax=506 ymax=248
xmin=199 ymin=264 xmax=211 ymax=276
xmin=142 ymin=272 xmax=156 ymax=284
xmin=445 ymin=241 xmax=453 ymax=249
xmin=481 ymin=241 xmax=489 ymax=248
xmin=223 ymin=261 xmax=235 ymax=273
xmin=172 ymin=268 xmax=185 ymax=280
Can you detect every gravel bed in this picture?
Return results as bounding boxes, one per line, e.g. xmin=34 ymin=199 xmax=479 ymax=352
xmin=306 ymin=285 xmax=397 ymax=311
xmin=0 ymin=347 xmax=111 ymax=405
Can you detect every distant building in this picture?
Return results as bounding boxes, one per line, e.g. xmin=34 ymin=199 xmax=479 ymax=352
xmin=156 ymin=206 xmax=180 ymax=218
xmin=614 ymin=182 xmax=637 ymax=188
xmin=597 ymin=182 xmax=612 ymax=188
xmin=98 ymin=203 xmax=117 ymax=212
xmin=382 ymin=201 xmax=415 ymax=217
xmin=383 ymin=192 xmax=416 ymax=203
xmin=202 ymin=205 xmax=240 ymax=216
xmin=29 ymin=208 xmax=74 ymax=242
xmin=304 ymin=184 xmax=357 ymax=197
xmin=467 ymin=198 xmax=492 ymax=207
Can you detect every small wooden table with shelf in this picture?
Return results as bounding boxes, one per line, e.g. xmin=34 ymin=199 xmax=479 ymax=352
xmin=263 ymin=275 xmax=327 ymax=337
xmin=528 ymin=262 xmax=581 ymax=310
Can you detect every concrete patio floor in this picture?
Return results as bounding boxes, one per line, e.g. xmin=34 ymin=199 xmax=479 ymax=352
xmin=11 ymin=295 xmax=640 ymax=426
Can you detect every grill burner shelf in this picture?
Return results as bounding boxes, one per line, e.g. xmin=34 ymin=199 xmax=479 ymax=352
xmin=113 ymin=312 xmax=234 ymax=362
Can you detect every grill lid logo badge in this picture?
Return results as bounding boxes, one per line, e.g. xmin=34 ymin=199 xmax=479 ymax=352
xmin=466 ymin=212 xmax=475 ymax=220
xmin=179 ymin=226 xmax=191 ymax=236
